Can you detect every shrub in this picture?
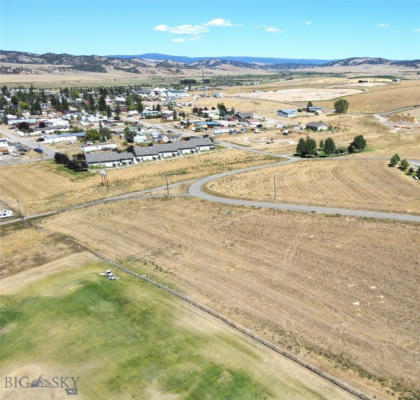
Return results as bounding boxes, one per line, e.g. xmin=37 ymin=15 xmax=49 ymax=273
xmin=399 ymin=159 xmax=409 ymax=171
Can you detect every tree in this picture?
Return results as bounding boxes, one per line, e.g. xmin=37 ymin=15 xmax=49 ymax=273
xmin=106 ymin=105 xmax=112 ymax=118
xmin=324 ymin=138 xmax=336 ymax=156
xmin=124 ymin=127 xmax=135 ymax=143
xmin=296 ymin=136 xmax=317 ymax=157
xmin=156 ymin=103 xmax=161 ymax=112
xmin=399 ymin=159 xmax=409 ymax=171
xmin=98 ymin=95 xmax=107 ymax=112
xmin=319 ymin=139 xmax=324 ymax=149
xmin=334 ymin=99 xmax=349 ymax=114
xmin=217 ymin=102 xmax=228 ymax=117
xmin=115 ymin=104 xmax=121 ymax=120
xmin=417 ymin=167 xmax=420 ymax=179
xmin=61 ymin=97 xmax=69 ymax=112
xmin=389 ymin=153 xmax=400 ymax=167
xmin=352 ymin=135 xmax=367 ymax=151
xmin=30 ymin=101 xmax=41 ymax=115
xmin=172 ymin=110 xmax=177 ymax=120
xmin=296 ymin=138 xmax=306 ymax=155
xmin=307 ymin=101 xmax=313 ymax=108
xmin=2 ymin=114 xmax=8 ymax=124
xmin=136 ymin=100 xmax=144 ymax=114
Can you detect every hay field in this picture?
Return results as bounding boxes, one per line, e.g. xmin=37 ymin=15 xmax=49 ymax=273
xmin=317 ymin=80 xmax=420 ymax=113
xmin=0 ymin=238 xmax=354 ymax=400
xmin=43 ymin=197 xmax=420 ymax=400
xmin=0 ymin=149 xmax=275 ymax=215
xmin=235 ymin=87 xmax=363 ymax=102
xmin=207 ymin=159 xmax=420 ymax=214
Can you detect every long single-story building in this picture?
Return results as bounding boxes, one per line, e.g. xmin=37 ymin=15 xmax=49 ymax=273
xmin=85 ymin=151 xmax=134 ymax=167
xmin=44 ymin=132 xmax=86 ymax=144
xmin=133 ymin=137 xmax=214 ymax=162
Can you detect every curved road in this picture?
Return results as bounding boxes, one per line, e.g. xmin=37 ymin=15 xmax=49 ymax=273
xmin=188 ymin=155 xmax=420 ymax=224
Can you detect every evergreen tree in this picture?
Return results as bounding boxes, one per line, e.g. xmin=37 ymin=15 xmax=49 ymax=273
xmin=324 ymin=138 xmax=336 ymax=156
xmin=319 ymin=139 xmax=324 ymax=149
xmin=399 ymin=159 xmax=409 ymax=171
xmin=98 ymin=95 xmax=107 ymax=112
xmin=389 ymin=153 xmax=400 ymax=167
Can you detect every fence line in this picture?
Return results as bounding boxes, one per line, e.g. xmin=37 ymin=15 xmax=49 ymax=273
xmin=87 ymin=248 xmax=372 ymax=400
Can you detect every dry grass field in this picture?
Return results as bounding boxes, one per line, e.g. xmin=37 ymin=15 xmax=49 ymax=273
xmin=219 ymin=113 xmax=420 ymax=157
xmin=207 ymin=159 xmax=420 ymax=214
xmin=42 ymin=197 xmax=420 ymax=400
xmin=0 ymin=225 xmax=85 ymax=279
xmin=0 ymin=149 xmax=275 ymax=215
xmin=0 ymin=225 xmax=356 ymax=400
xmin=317 ymin=80 xmax=420 ymax=113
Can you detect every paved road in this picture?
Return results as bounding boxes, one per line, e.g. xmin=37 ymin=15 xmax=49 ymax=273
xmin=0 ymin=127 xmax=55 ymax=163
xmin=188 ymin=160 xmax=420 ymax=223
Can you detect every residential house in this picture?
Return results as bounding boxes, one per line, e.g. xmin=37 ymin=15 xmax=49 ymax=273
xmin=306 ymin=121 xmax=329 ymax=131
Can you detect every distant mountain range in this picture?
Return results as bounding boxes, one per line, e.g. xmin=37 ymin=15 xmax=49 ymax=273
xmin=108 ymin=53 xmax=332 ymax=65
xmin=0 ymin=50 xmax=419 ymax=76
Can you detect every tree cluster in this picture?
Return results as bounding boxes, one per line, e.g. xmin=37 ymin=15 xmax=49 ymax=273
xmin=54 ymin=152 xmax=87 ymax=171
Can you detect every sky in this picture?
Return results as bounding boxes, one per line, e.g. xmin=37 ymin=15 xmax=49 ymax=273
xmin=1 ymin=0 xmax=419 ymax=60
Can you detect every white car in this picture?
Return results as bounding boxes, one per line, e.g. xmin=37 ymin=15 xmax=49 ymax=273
xmin=0 ymin=209 xmax=14 ymax=219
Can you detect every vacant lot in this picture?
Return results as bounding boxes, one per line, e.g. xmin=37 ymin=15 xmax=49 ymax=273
xmin=318 ymin=80 xmax=420 ymax=113
xmin=0 ymin=226 xmax=85 ymax=278
xmin=0 ymin=254 xmax=354 ymax=400
xmin=43 ymin=197 xmax=420 ymax=400
xmin=236 ymin=88 xmax=363 ymax=102
xmin=207 ymin=159 xmax=420 ymax=214
xmin=0 ymin=149 xmax=275 ymax=215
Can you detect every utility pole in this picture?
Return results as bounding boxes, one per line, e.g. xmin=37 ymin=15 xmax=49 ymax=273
xmin=164 ymin=173 xmax=169 ymax=196
xmin=273 ymin=174 xmax=280 ymax=199
xmin=201 ymin=65 xmax=205 ymax=97
xmin=17 ymin=199 xmax=28 ymax=227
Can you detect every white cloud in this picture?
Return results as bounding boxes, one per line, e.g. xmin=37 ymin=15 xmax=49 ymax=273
xmin=413 ymin=28 xmax=420 ymax=32
xmin=377 ymin=23 xmax=390 ymax=28
xmin=304 ymin=21 xmax=312 ymax=25
xmin=171 ymin=38 xmax=186 ymax=43
xmin=154 ymin=24 xmax=169 ymax=32
xmin=264 ymin=26 xmax=284 ymax=34
xmin=205 ymin=18 xmax=233 ymax=27
xmin=154 ymin=18 xmax=238 ymax=41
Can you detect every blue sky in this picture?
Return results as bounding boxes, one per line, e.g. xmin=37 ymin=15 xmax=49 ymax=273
xmin=1 ymin=0 xmax=419 ymax=59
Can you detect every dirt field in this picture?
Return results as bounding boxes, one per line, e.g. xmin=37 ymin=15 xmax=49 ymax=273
xmin=207 ymin=159 xmax=420 ymax=214
xmin=0 ymin=149 xmax=275 ymax=215
xmin=0 ymin=227 xmax=354 ymax=400
xmin=42 ymin=197 xmax=420 ymax=400
xmin=0 ymin=225 xmax=84 ymax=278
xmin=235 ymin=87 xmax=363 ymax=102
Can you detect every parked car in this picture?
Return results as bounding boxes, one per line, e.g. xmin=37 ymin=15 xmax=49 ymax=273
xmin=34 ymin=147 xmax=44 ymax=153
xmin=0 ymin=209 xmax=14 ymax=219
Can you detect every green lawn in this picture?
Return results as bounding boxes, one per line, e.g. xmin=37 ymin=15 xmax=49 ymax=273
xmin=0 ymin=262 xmax=343 ymax=399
